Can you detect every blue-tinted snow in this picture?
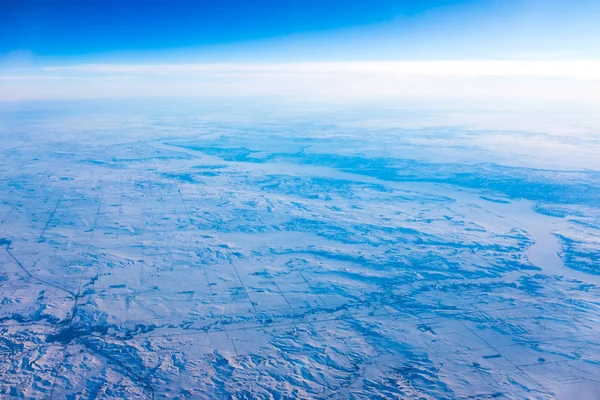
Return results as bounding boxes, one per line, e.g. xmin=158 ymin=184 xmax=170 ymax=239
xmin=1 ymin=101 xmax=600 ymax=399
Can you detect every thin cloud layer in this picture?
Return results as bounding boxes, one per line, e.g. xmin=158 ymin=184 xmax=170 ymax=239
xmin=39 ymin=61 xmax=600 ymax=79
xmin=2 ymin=61 xmax=600 ymax=102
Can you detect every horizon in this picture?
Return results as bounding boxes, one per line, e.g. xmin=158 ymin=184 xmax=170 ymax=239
xmin=2 ymin=0 xmax=600 ymax=103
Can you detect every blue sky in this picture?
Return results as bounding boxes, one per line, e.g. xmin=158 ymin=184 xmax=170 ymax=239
xmin=2 ymin=0 xmax=599 ymax=62
xmin=1 ymin=0 xmax=599 ymax=102
xmin=2 ymin=0 xmax=406 ymax=57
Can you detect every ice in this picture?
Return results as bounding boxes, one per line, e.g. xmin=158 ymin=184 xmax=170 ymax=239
xmin=1 ymin=101 xmax=599 ymax=398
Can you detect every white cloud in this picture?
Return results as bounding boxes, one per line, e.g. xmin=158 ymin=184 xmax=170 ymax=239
xmin=2 ymin=61 xmax=600 ymax=102
xmin=40 ymin=61 xmax=600 ymax=79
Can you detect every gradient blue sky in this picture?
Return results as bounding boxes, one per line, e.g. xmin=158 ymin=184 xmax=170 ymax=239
xmin=1 ymin=0 xmax=600 ymax=103
xmin=2 ymin=0 xmax=599 ymax=62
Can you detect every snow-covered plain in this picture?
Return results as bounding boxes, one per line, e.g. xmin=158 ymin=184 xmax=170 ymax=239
xmin=1 ymin=101 xmax=600 ymax=399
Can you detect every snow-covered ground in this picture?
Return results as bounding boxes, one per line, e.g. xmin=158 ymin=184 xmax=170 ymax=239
xmin=1 ymin=101 xmax=599 ymax=398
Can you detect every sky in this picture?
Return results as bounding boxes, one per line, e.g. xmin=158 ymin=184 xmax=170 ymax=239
xmin=1 ymin=0 xmax=600 ymax=102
